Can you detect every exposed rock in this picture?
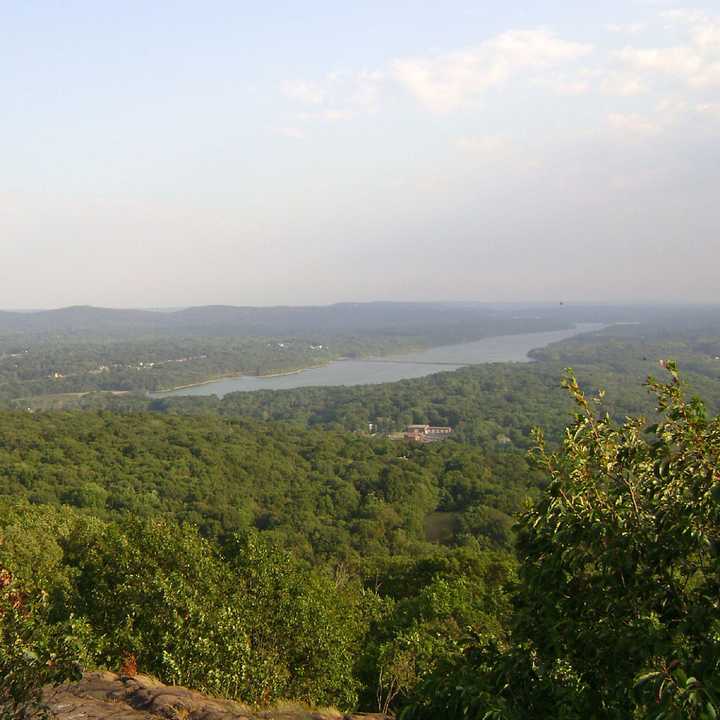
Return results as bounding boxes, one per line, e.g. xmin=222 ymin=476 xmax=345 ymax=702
xmin=38 ymin=672 xmax=388 ymax=720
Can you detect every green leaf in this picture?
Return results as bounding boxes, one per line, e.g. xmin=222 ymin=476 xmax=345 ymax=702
xmin=635 ymin=671 xmax=662 ymax=687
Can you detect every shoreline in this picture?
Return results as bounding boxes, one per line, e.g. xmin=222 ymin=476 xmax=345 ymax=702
xmin=151 ymin=362 xmax=331 ymax=395
xmin=150 ymin=322 xmax=596 ymax=397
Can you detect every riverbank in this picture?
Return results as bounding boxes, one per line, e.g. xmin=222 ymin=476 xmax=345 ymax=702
xmin=152 ymin=363 xmax=332 ymax=393
xmin=151 ymin=323 xmax=604 ymax=399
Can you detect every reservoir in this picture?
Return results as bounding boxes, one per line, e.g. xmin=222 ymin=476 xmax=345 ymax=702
xmin=152 ymin=323 xmax=603 ymax=398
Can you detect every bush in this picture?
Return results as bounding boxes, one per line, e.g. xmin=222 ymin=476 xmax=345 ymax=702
xmin=401 ymin=365 xmax=720 ymax=719
xmin=70 ymin=519 xmax=372 ymax=708
xmin=0 ymin=566 xmax=86 ymax=720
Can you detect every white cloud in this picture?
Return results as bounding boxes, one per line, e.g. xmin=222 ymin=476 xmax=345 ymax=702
xmin=391 ymin=29 xmax=593 ymax=113
xmin=298 ymin=109 xmax=354 ymax=122
xmin=455 ymin=135 xmax=544 ymax=175
xmin=618 ymin=45 xmax=702 ymax=79
xmin=606 ymin=22 xmax=647 ymax=35
xmin=600 ymin=71 xmax=648 ymax=96
xmin=536 ymin=71 xmax=593 ymax=95
xmin=607 ymin=112 xmax=662 ymax=134
xmin=620 ymin=47 xmax=720 ymax=88
xmin=661 ymin=8 xmax=720 ymax=51
xmin=605 ymin=96 xmax=711 ymax=138
xmin=656 ymin=97 xmax=689 ymax=118
xmin=275 ymin=126 xmax=306 ymax=140
xmin=697 ymin=102 xmax=720 ymax=118
xmin=282 ymin=81 xmax=325 ymax=105
xmin=456 ymin=135 xmax=513 ymax=154
xmin=618 ymin=10 xmax=720 ymax=88
xmin=282 ymin=70 xmax=384 ymax=122
xmin=279 ymin=13 xmax=719 ymax=136
xmin=660 ymin=9 xmax=708 ymax=26
xmin=347 ymin=70 xmax=384 ymax=112
xmin=553 ymin=80 xmax=592 ymax=95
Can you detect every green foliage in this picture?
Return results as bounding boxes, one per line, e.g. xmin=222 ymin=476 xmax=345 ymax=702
xmin=0 ymin=411 xmax=537 ymax=559
xmin=502 ymin=363 xmax=720 ymax=719
xmin=367 ymin=552 xmax=514 ymax=715
xmin=0 ymin=336 xmax=347 ymax=400
xmin=3 ymin=353 xmax=720 ymax=718
xmin=1 ymin=514 xmax=373 ymax=709
xmin=398 ymin=365 xmax=720 ymax=719
xmin=0 ymin=566 xmax=87 ymax=719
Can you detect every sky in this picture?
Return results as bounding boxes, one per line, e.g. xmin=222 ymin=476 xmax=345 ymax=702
xmin=1 ymin=0 xmax=719 ymax=308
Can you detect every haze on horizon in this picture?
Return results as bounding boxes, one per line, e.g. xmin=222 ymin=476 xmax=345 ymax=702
xmin=2 ymin=1 xmax=719 ymax=310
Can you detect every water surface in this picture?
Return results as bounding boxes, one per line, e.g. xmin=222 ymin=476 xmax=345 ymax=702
xmin=153 ymin=323 xmax=603 ymax=398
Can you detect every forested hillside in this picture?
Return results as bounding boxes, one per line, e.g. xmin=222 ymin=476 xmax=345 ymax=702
xmin=0 ymin=301 xmax=616 ymax=338
xmin=0 ymin=336 xmax=367 ymax=401
xmin=2 ymin=368 xmax=719 ymax=719
xmin=0 ymin=411 xmax=540 ymax=560
xmin=150 ymin=328 xmax=720 ymax=450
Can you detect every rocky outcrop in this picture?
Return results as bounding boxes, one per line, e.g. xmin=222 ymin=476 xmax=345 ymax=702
xmin=40 ymin=672 xmax=388 ymax=720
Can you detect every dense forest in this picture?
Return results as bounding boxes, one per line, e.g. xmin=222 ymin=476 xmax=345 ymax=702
xmin=2 ymin=367 xmax=719 ymax=718
xmin=0 ymin=335 xmax=373 ymax=401
xmin=0 ymin=410 xmax=540 ymax=559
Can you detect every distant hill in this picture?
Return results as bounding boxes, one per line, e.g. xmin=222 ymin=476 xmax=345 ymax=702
xmin=0 ymin=306 xmax=164 ymax=335
xmin=0 ymin=301 xmax=651 ymax=340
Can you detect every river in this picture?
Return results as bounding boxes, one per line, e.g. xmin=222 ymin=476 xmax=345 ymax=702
xmin=152 ymin=323 xmax=604 ymax=398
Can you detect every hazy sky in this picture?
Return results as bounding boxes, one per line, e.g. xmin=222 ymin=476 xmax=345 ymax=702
xmin=2 ymin=1 xmax=719 ymax=308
